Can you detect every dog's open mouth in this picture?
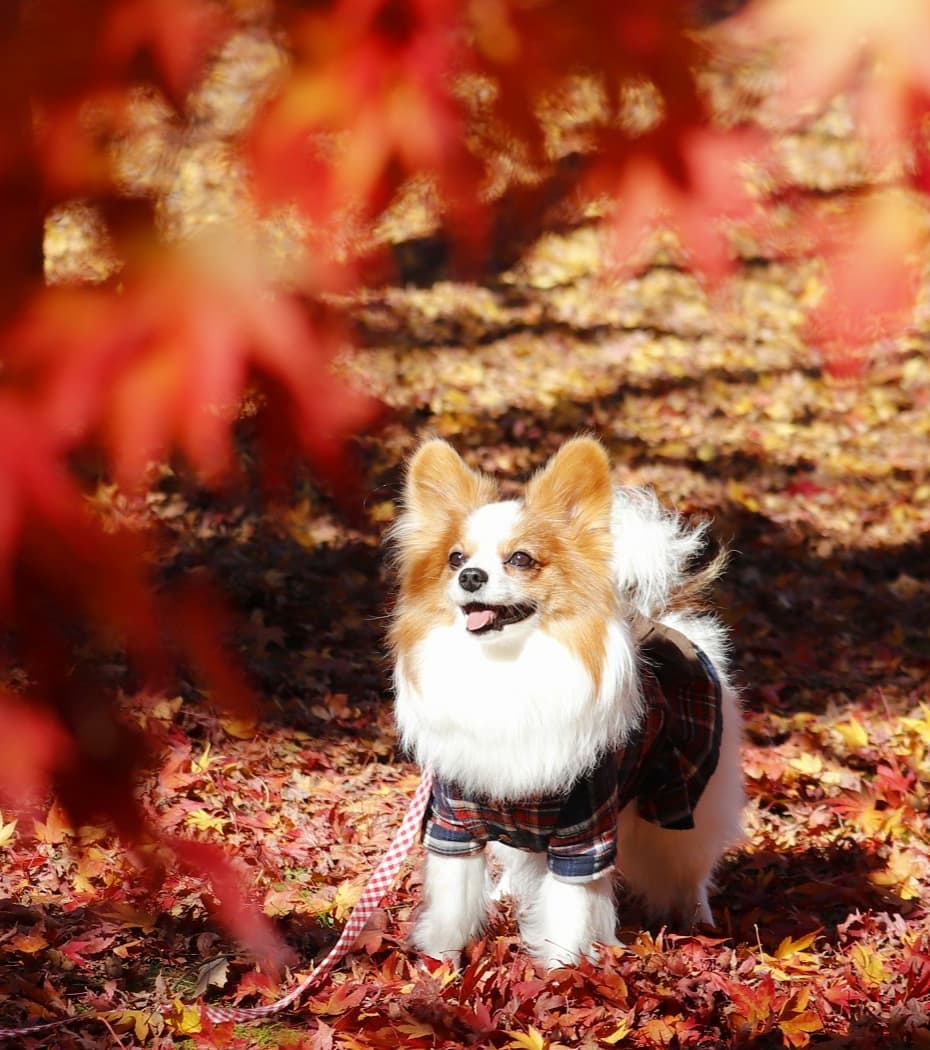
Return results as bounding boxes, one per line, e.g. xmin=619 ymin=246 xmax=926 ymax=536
xmin=462 ymin=601 xmax=536 ymax=634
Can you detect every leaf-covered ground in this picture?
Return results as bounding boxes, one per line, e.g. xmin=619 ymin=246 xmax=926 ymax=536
xmin=2 ymin=216 xmax=929 ymax=1048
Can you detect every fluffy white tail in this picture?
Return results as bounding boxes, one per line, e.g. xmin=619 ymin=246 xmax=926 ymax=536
xmin=610 ymin=488 xmax=722 ymax=620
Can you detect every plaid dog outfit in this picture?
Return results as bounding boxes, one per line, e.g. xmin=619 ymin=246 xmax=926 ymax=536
xmin=422 ymin=617 xmax=723 ymax=883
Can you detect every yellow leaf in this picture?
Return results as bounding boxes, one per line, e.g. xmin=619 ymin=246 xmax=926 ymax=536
xmin=152 ymin=697 xmax=183 ymax=721
xmin=397 ymin=1022 xmax=437 ymax=1038
xmin=33 ymin=801 xmax=74 ymax=843
xmin=835 ymin=718 xmax=869 ymax=750
xmin=504 ymin=1026 xmax=547 ymax=1050
xmin=696 ymin=442 xmax=716 ymax=462
xmin=332 ymin=881 xmax=362 ymax=922
xmin=850 ymin=943 xmax=891 ymax=987
xmin=304 ymin=894 xmax=337 ymax=919
xmin=0 ymin=814 xmax=17 ymax=848
xmin=900 ymin=703 xmax=930 ymax=744
xmin=869 ymin=849 xmax=923 ymax=900
xmin=191 ymin=742 xmax=213 ymax=773
xmin=775 ymin=930 xmax=821 ymax=959
xmin=185 ymin=809 xmax=228 ymax=833
xmin=72 ymin=873 xmax=95 ymax=895
xmin=789 ymin=752 xmax=823 ymax=777
xmin=77 ymin=825 xmax=108 ymax=845
xmin=108 ymin=1009 xmax=152 ymax=1041
xmin=167 ymin=1000 xmax=202 ymax=1035
xmin=857 ymin=805 xmax=905 ymax=837
xmin=602 ymin=1013 xmax=634 ymax=1044
xmin=263 ymin=886 xmax=301 ymax=917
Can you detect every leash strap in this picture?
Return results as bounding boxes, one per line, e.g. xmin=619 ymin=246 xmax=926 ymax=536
xmin=0 ymin=770 xmax=434 ymax=1040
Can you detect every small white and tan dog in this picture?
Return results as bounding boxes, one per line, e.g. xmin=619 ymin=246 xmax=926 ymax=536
xmin=389 ymin=437 xmax=743 ymax=969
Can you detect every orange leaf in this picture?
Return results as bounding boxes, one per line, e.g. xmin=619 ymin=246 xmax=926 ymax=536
xmin=9 ymin=930 xmax=49 ymax=954
xmin=779 ymin=1010 xmax=824 ymax=1048
xmin=34 ymin=799 xmax=74 ymax=844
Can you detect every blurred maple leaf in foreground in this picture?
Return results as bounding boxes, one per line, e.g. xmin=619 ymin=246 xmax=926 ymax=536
xmin=721 ymin=0 xmax=930 ymax=365
xmin=8 ymin=237 xmax=380 ymax=492
xmin=0 ymin=0 xmax=379 ymax=962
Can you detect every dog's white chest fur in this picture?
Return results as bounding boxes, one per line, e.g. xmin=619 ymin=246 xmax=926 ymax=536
xmin=394 ymin=619 xmax=639 ymax=800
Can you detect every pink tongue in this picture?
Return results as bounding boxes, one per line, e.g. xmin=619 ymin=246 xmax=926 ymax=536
xmin=466 ymin=608 xmax=496 ymax=632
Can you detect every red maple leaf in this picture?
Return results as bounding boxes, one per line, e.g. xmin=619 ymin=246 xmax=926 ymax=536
xmin=595 ymin=124 xmax=768 ymax=281
xmin=7 ymin=245 xmax=381 ymax=496
xmin=252 ymin=0 xmax=484 ymax=248
xmin=101 ymin=0 xmax=230 ymax=103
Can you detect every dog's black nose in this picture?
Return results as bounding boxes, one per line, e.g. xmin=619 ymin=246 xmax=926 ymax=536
xmin=458 ymin=567 xmax=488 ymax=593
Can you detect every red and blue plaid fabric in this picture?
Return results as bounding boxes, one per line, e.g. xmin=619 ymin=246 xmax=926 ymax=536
xmin=427 ymin=751 xmax=620 ymax=882
xmin=423 ymin=619 xmax=723 ymax=883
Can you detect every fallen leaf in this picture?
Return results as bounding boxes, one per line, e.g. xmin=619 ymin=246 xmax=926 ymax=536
xmin=504 ymin=1026 xmax=547 ymax=1050
xmin=166 ymin=999 xmax=202 ymax=1035
xmin=193 ymin=955 xmax=229 ymax=998
xmin=779 ymin=1009 xmax=824 ymax=1048
xmin=0 ymin=813 xmax=17 ymax=848
xmin=9 ymin=930 xmax=48 ymax=954
xmin=850 ymin=943 xmax=892 ymax=987
xmin=185 ymin=808 xmax=229 ymax=834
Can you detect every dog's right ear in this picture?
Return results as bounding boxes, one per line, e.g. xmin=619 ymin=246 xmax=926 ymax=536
xmin=404 ymin=439 xmax=497 ymax=522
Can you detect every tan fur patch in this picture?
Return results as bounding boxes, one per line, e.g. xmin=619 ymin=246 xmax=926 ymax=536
xmin=516 ymin=437 xmax=618 ymax=690
xmin=388 ymin=440 xmax=498 ymax=687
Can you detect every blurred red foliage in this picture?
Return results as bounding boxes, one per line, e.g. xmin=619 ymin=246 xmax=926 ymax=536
xmin=1 ymin=0 xmax=928 ymax=956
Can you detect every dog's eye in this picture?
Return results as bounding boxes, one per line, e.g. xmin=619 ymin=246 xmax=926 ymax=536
xmin=507 ymin=550 xmax=536 ymax=569
xmin=448 ymin=551 xmax=466 ymax=569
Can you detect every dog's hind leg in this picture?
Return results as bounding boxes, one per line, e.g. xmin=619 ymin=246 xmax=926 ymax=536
xmin=616 ymin=683 xmax=744 ymax=930
xmin=615 ymin=813 xmax=715 ymax=929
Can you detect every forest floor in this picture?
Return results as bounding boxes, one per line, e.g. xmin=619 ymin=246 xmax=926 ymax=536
xmin=4 ymin=208 xmax=930 ymax=1045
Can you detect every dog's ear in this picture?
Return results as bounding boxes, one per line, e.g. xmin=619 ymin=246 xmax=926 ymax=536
xmin=403 ymin=439 xmax=496 ymax=522
xmin=525 ymin=436 xmax=613 ymax=530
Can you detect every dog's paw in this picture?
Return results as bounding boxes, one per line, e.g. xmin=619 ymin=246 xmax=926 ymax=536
xmin=538 ymin=935 xmax=618 ymax=971
xmin=538 ymin=942 xmax=582 ymax=970
xmin=411 ymin=909 xmax=472 ymax=966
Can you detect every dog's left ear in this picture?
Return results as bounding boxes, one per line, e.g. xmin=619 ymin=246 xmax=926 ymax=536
xmin=525 ymin=436 xmax=613 ymax=530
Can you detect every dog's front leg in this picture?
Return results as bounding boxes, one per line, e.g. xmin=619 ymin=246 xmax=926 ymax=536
xmin=521 ymin=870 xmax=618 ymax=969
xmin=412 ymin=851 xmax=488 ymax=966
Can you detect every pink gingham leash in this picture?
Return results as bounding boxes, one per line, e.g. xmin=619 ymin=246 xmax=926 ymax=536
xmin=0 ymin=770 xmax=434 ymax=1041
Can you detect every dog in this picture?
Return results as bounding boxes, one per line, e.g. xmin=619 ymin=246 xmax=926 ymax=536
xmin=389 ymin=436 xmax=743 ymax=969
